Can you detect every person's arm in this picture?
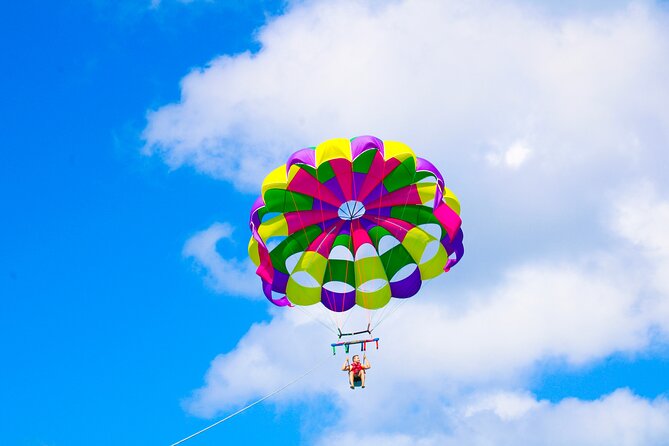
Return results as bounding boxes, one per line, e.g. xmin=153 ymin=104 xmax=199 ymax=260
xmin=341 ymin=358 xmax=350 ymax=371
xmin=363 ymin=355 xmax=371 ymax=369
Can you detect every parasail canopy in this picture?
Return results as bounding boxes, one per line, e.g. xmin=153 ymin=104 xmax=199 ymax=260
xmin=249 ymin=136 xmax=464 ymax=313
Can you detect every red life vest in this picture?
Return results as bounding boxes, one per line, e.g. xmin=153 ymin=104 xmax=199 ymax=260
xmin=350 ymin=362 xmax=364 ymax=374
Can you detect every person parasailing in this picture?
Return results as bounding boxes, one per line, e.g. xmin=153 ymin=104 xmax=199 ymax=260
xmin=342 ymin=354 xmax=371 ymax=389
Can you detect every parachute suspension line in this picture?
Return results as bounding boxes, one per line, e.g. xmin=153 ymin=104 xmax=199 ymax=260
xmin=372 ymin=296 xmax=409 ymax=332
xmin=369 ymin=296 xmax=391 ymax=331
xmin=291 ymin=302 xmax=338 ymax=336
xmin=338 ymin=301 xmax=355 ymax=334
xmin=169 ymin=355 xmax=331 ymax=446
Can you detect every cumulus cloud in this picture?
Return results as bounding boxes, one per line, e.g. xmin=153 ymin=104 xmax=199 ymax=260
xmin=143 ymin=0 xmax=669 ymax=189
xmin=611 ymin=182 xmax=669 ymax=338
xmin=184 ymin=255 xmax=654 ymax=417
xmin=317 ymin=389 xmax=669 ymax=446
xmin=184 ymin=308 xmax=338 ymax=417
xmin=144 ymin=0 xmax=669 ymax=276
xmin=155 ymin=0 xmax=669 ymax=443
xmin=183 ymin=184 xmax=669 ymax=443
xmin=613 ymin=182 xmax=669 ymax=260
xmin=462 ymin=390 xmax=543 ymax=420
xmin=183 ymin=222 xmax=260 ymax=297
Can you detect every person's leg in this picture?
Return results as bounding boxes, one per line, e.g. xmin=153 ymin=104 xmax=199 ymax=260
xmin=360 ymin=370 xmax=366 ymax=388
xmin=349 ymin=371 xmax=355 ymax=388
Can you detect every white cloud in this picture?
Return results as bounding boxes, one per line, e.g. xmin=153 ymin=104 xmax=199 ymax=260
xmin=143 ymin=0 xmax=669 ymax=189
xmin=317 ymin=389 xmax=669 ymax=446
xmin=183 ymin=251 xmax=655 ymax=417
xmin=376 ymin=263 xmax=645 ymax=385
xmin=611 ymin=182 xmax=669 ymax=337
xmin=462 ymin=390 xmax=544 ymax=421
xmin=155 ymin=0 xmax=669 ymax=443
xmin=184 ymin=307 xmax=341 ymax=418
xmin=613 ymin=181 xmax=669 ymax=260
xmin=486 ymin=140 xmax=532 ymax=169
xmin=183 ymin=222 xmax=260 ymax=297
xmin=144 ymin=0 xmax=669 ymax=277
xmin=183 ymin=184 xmax=669 ymax=442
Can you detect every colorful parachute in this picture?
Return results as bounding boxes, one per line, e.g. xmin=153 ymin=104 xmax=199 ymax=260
xmin=248 ymin=136 xmax=464 ymax=313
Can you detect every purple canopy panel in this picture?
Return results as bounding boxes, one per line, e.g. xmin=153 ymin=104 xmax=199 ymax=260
xmin=362 ymin=182 xmax=388 ymax=206
xmin=359 ymin=218 xmax=377 ymax=232
xmin=249 ymin=201 xmax=274 ymax=284
xmin=322 ymin=288 xmax=357 ymax=312
xmin=271 ymin=270 xmax=289 ymax=294
xmin=389 ymin=266 xmax=422 ymax=298
xmin=316 ymin=217 xmax=343 ymax=232
xmin=286 ymin=147 xmax=316 ymax=171
xmin=433 ymin=185 xmax=444 ymax=209
xmin=441 ymin=228 xmax=464 ymax=271
xmin=263 ymin=279 xmax=292 ymax=307
xmin=352 ymin=172 xmax=367 ymax=198
xmin=324 ymin=176 xmax=347 ymax=203
xmin=416 ymin=157 xmax=445 ymax=189
xmin=338 ymin=220 xmax=352 ymax=236
xmin=249 ymin=196 xmax=264 ymax=229
xmin=312 ymin=199 xmax=339 ymax=213
xmin=351 ymin=135 xmax=384 ymax=159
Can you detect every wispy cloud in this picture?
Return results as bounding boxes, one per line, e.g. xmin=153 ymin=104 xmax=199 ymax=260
xmin=149 ymin=0 xmax=200 ymax=9
xmin=183 ymin=222 xmax=260 ymax=297
xmin=486 ymin=140 xmax=532 ymax=169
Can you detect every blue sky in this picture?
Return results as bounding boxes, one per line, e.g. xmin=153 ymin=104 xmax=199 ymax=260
xmin=3 ymin=1 xmax=669 ymax=445
xmin=1 ymin=1 xmax=291 ymax=444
